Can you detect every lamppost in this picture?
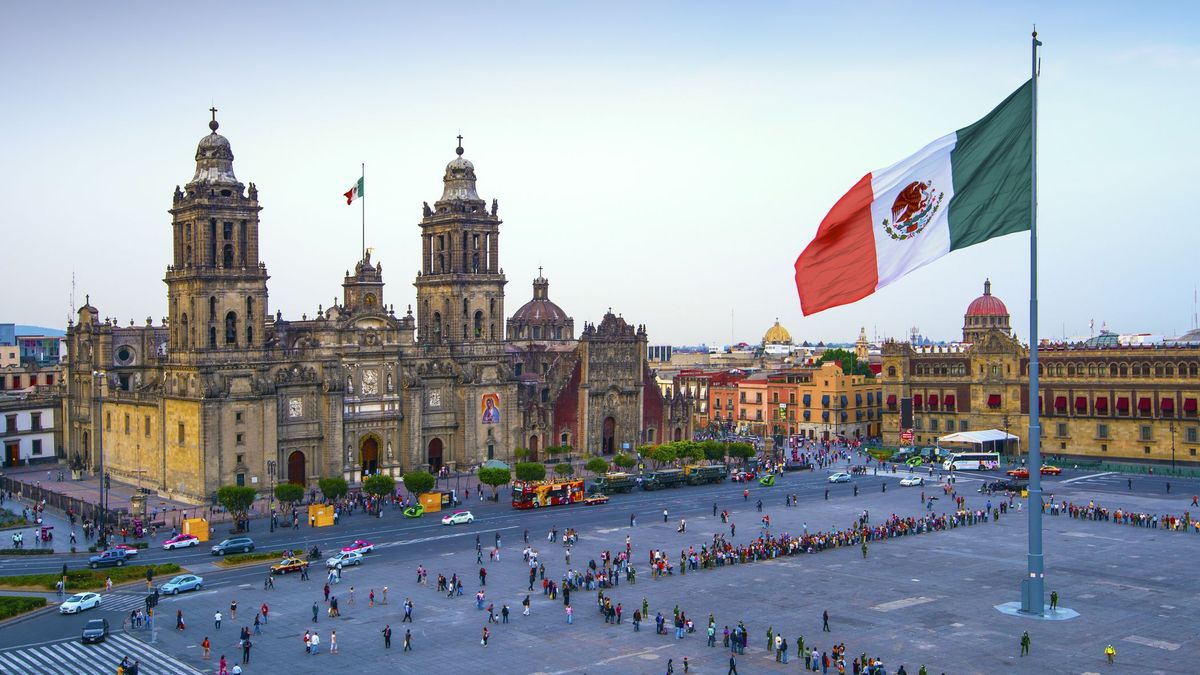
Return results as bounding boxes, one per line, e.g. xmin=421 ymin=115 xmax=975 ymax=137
xmin=1169 ymin=421 xmax=1176 ymax=473
xmin=91 ymin=370 xmax=108 ymax=549
xmin=1002 ymin=415 xmax=1011 ymax=460
xmin=267 ymin=459 xmax=276 ymax=532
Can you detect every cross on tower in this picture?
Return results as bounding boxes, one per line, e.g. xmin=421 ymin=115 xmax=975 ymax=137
xmin=209 ymin=106 xmax=218 ymax=122
xmin=456 ymin=134 xmax=464 ymax=156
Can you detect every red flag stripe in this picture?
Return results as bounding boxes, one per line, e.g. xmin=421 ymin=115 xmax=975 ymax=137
xmin=793 ymin=173 xmax=878 ymax=316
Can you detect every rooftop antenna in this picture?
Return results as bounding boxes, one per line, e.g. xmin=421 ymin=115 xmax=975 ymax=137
xmin=70 ymin=270 xmax=75 ymax=322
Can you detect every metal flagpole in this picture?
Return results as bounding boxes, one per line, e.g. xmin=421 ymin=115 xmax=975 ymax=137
xmin=361 ymin=162 xmax=366 ymax=261
xmin=1021 ymin=28 xmax=1045 ymax=617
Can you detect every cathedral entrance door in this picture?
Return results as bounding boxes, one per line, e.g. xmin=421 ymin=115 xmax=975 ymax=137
xmin=427 ymin=438 xmax=443 ymax=472
xmin=528 ymin=435 xmax=539 ymax=462
xmin=602 ymin=417 xmax=616 ymax=455
xmin=360 ymin=437 xmax=380 ymax=478
xmin=287 ymin=451 xmax=306 ymax=485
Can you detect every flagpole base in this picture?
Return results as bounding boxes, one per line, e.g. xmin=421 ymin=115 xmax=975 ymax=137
xmin=995 ymin=601 xmax=1078 ymax=621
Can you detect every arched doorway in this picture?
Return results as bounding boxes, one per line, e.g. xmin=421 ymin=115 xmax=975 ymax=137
xmin=360 ymin=437 xmax=379 ymax=477
xmin=602 ymin=417 xmax=616 ymax=455
xmin=528 ymin=435 xmax=540 ymax=462
xmin=427 ymin=438 xmax=443 ymax=472
xmin=287 ymin=450 xmax=306 ymax=485
xmin=673 ymin=427 xmax=683 ymax=442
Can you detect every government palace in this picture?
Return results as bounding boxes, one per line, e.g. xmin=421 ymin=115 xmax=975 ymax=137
xmin=881 ymin=281 xmax=1200 ymax=465
xmin=62 ymin=116 xmax=690 ymax=504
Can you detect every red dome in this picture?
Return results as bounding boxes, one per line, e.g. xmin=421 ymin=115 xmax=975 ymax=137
xmin=965 ymin=279 xmax=1008 ymax=317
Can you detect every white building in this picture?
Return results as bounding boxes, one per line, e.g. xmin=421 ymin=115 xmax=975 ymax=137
xmin=1 ymin=397 xmax=59 ymax=467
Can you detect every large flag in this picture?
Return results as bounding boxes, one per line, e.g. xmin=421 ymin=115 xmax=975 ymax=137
xmin=344 ymin=176 xmax=364 ymax=205
xmin=794 ymin=80 xmax=1033 ymax=315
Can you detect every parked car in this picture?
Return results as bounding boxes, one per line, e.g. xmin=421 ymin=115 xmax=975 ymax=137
xmin=1040 ymin=465 xmax=1063 ymax=476
xmin=60 ymin=592 xmax=102 ymax=614
xmin=270 ymin=557 xmax=310 ymax=575
xmin=162 ymin=534 xmax=200 ymax=550
xmin=159 ymin=574 xmax=204 ymax=595
xmin=899 ymin=476 xmax=924 ymax=487
xmin=88 ymin=549 xmax=129 ymax=569
xmin=340 ymin=539 xmax=375 ymax=554
xmin=326 ymin=551 xmax=364 ymax=569
xmin=980 ymin=479 xmax=1026 ymax=493
xmin=441 ymin=510 xmax=475 ymax=526
xmin=583 ymin=494 xmax=610 ymax=505
xmin=111 ymin=544 xmax=140 ymax=557
xmin=81 ymin=618 xmax=110 ymax=644
xmin=210 ymin=537 xmax=255 ymax=556
xmin=828 ymin=472 xmax=853 ymax=483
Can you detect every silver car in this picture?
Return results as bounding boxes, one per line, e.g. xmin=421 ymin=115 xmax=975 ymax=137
xmin=159 ymin=574 xmax=204 ymax=594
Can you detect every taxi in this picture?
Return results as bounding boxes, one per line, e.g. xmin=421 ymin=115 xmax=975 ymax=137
xmin=112 ymin=543 xmax=140 ymax=557
xmin=162 ymin=534 xmax=200 ymax=550
xmin=341 ymin=539 xmax=375 ymax=554
xmin=270 ymin=556 xmax=310 ymax=575
xmin=583 ymin=494 xmax=610 ymax=505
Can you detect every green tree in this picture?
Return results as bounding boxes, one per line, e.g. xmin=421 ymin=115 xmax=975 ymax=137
xmin=273 ymin=482 xmax=304 ymax=507
xmin=649 ymin=444 xmax=677 ymax=468
xmin=635 ymin=444 xmax=655 ymax=459
xmin=363 ymin=474 xmax=396 ymax=499
xmin=612 ymin=453 xmax=635 ymax=470
xmin=815 ymin=348 xmax=872 ymax=377
xmin=544 ymin=445 xmax=564 ymax=460
xmin=677 ymin=441 xmax=704 ymax=463
xmin=515 ymin=462 xmax=547 ymax=482
xmin=402 ymin=471 xmax=435 ymax=497
xmin=585 ymin=457 xmax=610 ymax=477
xmin=554 ymin=462 xmax=574 ymax=477
xmin=727 ymin=441 xmax=756 ymax=465
xmin=318 ymin=477 xmax=348 ymax=502
xmin=477 ymin=466 xmax=512 ymax=498
xmin=216 ymin=485 xmax=258 ymax=531
xmin=513 ymin=447 xmax=530 ymax=462
xmin=700 ymin=440 xmax=726 ymax=462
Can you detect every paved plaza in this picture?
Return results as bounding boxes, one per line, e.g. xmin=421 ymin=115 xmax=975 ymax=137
xmin=5 ymin=466 xmax=1196 ymax=674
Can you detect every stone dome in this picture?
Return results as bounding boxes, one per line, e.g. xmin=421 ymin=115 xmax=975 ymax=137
xmin=763 ymin=319 xmax=792 ymax=345
xmin=511 ymin=296 xmax=569 ymax=323
xmin=966 ymin=278 xmax=1008 ymax=317
xmin=507 ymin=269 xmax=574 ymax=341
xmin=191 ymin=117 xmax=238 ymax=185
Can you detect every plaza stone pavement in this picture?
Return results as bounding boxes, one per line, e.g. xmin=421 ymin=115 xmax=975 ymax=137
xmin=136 ymin=471 xmax=1199 ymax=674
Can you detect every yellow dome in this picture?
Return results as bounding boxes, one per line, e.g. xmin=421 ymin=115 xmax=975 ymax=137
xmin=763 ymin=319 xmax=792 ymax=345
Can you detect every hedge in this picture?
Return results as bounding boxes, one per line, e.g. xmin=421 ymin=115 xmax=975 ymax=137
xmin=216 ymin=550 xmax=286 ymax=567
xmin=0 ymin=563 xmax=182 ymax=592
xmin=0 ymin=596 xmax=47 ymax=620
xmin=0 ymin=548 xmax=53 ymax=556
xmin=88 ymin=541 xmax=150 ymax=553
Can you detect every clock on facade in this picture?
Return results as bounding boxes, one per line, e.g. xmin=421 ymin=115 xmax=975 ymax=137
xmin=288 ymin=397 xmax=303 ymax=418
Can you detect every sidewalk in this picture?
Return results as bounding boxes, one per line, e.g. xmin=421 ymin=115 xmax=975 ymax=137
xmin=1 ymin=463 xmax=202 ymax=527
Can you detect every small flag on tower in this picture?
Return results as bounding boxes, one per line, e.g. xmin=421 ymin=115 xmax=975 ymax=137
xmin=344 ymin=176 xmax=364 ymax=205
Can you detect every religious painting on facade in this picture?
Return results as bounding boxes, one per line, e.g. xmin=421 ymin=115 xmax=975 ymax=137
xmin=481 ymin=393 xmax=501 ymax=425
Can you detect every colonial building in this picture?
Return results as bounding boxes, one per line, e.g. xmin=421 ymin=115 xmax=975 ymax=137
xmin=62 ymin=116 xmax=689 ymax=503
xmin=881 ymin=281 xmax=1200 ymax=465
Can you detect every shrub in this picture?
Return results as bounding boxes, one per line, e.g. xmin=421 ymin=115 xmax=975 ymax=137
xmin=612 ymin=453 xmax=635 ymax=469
xmin=0 ymin=548 xmax=53 ymax=556
xmin=0 ymin=563 xmax=182 ymax=592
xmin=0 ymin=596 xmax=47 ymax=620
xmin=218 ymin=550 xmax=287 ymax=567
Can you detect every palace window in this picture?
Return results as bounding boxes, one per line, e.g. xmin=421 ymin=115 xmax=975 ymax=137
xmin=236 ymin=433 xmax=245 ymax=446
xmin=1187 ymin=427 xmax=1198 ymax=444
xmin=1140 ymin=425 xmax=1152 ymax=441
xmin=145 ymin=416 xmax=151 ymax=437
xmin=1056 ymin=423 xmax=1067 ymax=437
xmin=1097 ymin=424 xmax=1109 ymax=439
xmin=178 ymin=422 xmax=185 ymax=444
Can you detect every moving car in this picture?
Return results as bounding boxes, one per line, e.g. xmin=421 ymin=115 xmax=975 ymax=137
xmin=730 ymin=470 xmax=758 ymax=483
xmin=1006 ymin=468 xmax=1029 ymax=479
xmin=341 ymin=539 xmax=375 ymax=554
xmin=1040 ymin=465 xmax=1063 ymax=476
xmin=60 ymin=592 xmax=102 ymax=614
xmin=905 ymin=456 xmax=925 ymax=467
xmin=583 ymin=494 xmax=610 ymax=505
xmin=758 ymin=474 xmax=776 ymax=487
xmin=271 ymin=557 xmax=310 ymax=575
xmin=441 ymin=510 xmax=475 ymax=526
xmin=81 ymin=618 xmax=110 ymax=644
xmin=211 ymin=537 xmax=255 ymax=556
xmin=326 ymin=551 xmax=364 ymax=569
xmin=159 ymin=574 xmax=204 ymax=595
xmin=980 ymin=479 xmax=1026 ymax=493
xmin=828 ymin=472 xmax=853 ymax=484
xmin=112 ymin=544 xmax=140 ymax=557
xmin=88 ymin=549 xmax=129 ymax=569
xmin=162 ymin=534 xmax=200 ymax=550
xmin=403 ymin=503 xmax=425 ymax=518
xmin=899 ymin=476 xmax=924 ymax=487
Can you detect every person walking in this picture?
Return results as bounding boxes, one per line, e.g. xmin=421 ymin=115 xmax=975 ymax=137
xmin=310 ymin=631 xmax=320 ymax=655
xmin=253 ymin=613 xmax=261 ymax=635
xmin=312 ymin=602 xmax=319 ymax=623
xmin=214 ymin=611 xmax=222 ymax=630
xmin=566 ymin=604 xmax=573 ymax=624
xmin=727 ymin=654 xmax=739 ymax=675
xmin=202 ymin=637 xmax=211 ymax=660
xmin=403 ymin=597 xmax=413 ymax=622
xmin=1050 ymin=590 xmax=1058 ymax=611
xmin=522 ymin=594 xmax=531 ymax=616
xmin=663 ymin=509 xmax=669 ymax=522
xmin=481 ymin=626 xmax=490 ymax=647
xmin=176 ymin=610 xmax=185 ymax=631
xmin=404 ymin=628 xmax=412 ymax=651
xmin=1020 ymin=630 xmax=1031 ymax=656
xmin=822 ymin=609 xmax=830 ymax=632
xmin=631 ymin=513 xmax=637 ymax=527
xmin=230 ymin=600 xmax=237 ymax=621
xmin=241 ymin=637 xmax=251 ymax=664
xmin=382 ymin=624 xmax=392 ymax=648
xmin=1104 ymin=643 xmax=1116 ymax=664
xmin=502 ymin=604 xmax=510 ymax=623
xmin=330 ymin=630 xmax=337 ymax=654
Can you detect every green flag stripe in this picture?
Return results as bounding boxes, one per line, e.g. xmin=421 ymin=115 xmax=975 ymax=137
xmin=947 ymin=79 xmax=1033 ymax=251
xmin=357 ymin=177 xmax=364 ymax=197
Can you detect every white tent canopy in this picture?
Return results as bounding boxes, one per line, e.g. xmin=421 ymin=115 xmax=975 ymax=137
xmin=938 ymin=429 xmax=1020 ymax=454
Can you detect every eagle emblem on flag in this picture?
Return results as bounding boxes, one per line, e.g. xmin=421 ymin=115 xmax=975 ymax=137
xmin=882 ymin=180 xmax=944 ymax=240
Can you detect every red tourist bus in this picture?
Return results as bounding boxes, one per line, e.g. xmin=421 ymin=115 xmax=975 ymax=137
xmin=511 ymin=479 xmax=585 ymax=510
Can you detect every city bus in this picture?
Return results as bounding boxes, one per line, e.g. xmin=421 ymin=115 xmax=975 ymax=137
xmin=941 ymin=452 xmax=1000 ymax=471
xmin=511 ymin=479 xmax=585 ymax=509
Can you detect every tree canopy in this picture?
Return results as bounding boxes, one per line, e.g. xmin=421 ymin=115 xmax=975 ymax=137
xmin=612 ymin=453 xmax=635 ymax=469
xmin=217 ymin=485 xmax=257 ymax=530
xmin=515 ymin=462 xmax=547 ymax=482
xmin=815 ymin=347 xmax=873 ymax=377
xmin=477 ymin=466 xmax=512 ymax=497
xmin=273 ymin=482 xmax=304 ymax=506
xmin=585 ymin=457 xmax=610 ymax=476
xmin=402 ymin=471 xmax=435 ymax=496
xmin=362 ymin=473 xmax=396 ymax=498
xmin=554 ymin=462 xmax=574 ymax=477
xmin=318 ymin=477 xmax=348 ymax=502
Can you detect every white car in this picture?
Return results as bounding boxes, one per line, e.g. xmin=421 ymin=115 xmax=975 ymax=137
xmin=828 ymin=472 xmax=852 ymax=483
xmin=900 ymin=476 xmax=924 ymax=487
xmin=60 ymin=592 xmax=102 ymax=614
xmin=162 ymin=534 xmax=200 ymax=550
xmin=326 ymin=551 xmax=365 ymax=569
xmin=441 ymin=510 xmax=475 ymax=526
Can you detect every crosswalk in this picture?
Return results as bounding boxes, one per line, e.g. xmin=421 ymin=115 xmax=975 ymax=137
xmin=0 ymin=633 xmax=203 ymax=675
xmin=100 ymin=593 xmax=150 ymax=613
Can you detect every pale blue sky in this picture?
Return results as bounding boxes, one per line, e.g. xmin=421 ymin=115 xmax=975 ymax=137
xmin=2 ymin=2 xmax=1197 ymax=345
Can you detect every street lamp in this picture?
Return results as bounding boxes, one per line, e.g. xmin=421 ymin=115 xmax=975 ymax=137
xmin=1002 ymin=415 xmax=1010 ymax=459
xmin=1169 ymin=421 xmax=1176 ymax=473
xmin=92 ymin=370 xmax=108 ymax=549
xmin=267 ymin=459 xmax=277 ymax=532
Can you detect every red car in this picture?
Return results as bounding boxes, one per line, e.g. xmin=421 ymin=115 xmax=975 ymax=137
xmin=112 ymin=544 xmax=140 ymax=557
xmin=1007 ymin=466 xmax=1061 ymax=479
xmin=341 ymin=539 xmax=375 ymax=554
xmin=731 ymin=470 xmax=757 ymax=483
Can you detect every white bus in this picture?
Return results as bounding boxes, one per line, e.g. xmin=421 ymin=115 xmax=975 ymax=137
xmin=941 ymin=452 xmax=1000 ymax=471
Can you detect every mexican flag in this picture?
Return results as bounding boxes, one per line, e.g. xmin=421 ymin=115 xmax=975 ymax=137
xmin=344 ymin=176 xmax=364 ymax=205
xmin=794 ymin=80 xmax=1033 ymax=315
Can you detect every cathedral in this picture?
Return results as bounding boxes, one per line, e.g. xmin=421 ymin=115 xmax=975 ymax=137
xmin=63 ymin=115 xmax=691 ymax=504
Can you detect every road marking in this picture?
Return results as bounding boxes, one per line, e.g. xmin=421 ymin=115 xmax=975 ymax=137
xmin=1123 ymin=635 xmax=1181 ymax=651
xmin=872 ymin=596 xmax=936 ymax=612
xmin=0 ymin=633 xmax=203 ymax=674
xmin=1061 ymin=471 xmax=1115 ymax=485
xmin=537 ymin=644 xmax=673 ymax=674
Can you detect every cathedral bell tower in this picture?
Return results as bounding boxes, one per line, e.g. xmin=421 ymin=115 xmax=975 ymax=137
xmin=165 ymin=110 xmax=270 ymax=357
xmin=414 ymin=137 xmax=506 ymax=345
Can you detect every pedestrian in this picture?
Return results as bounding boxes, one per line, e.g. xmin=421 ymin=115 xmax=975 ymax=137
xmin=241 ymin=637 xmax=251 ymax=664
xmin=728 ymin=654 xmax=738 ymax=675
xmin=502 ymin=604 xmax=510 ymax=623
xmin=369 ymin=589 xmax=375 ymax=607
xmin=1020 ymin=630 xmax=1030 ymax=656
xmin=566 ymin=604 xmax=573 ymax=624
xmin=330 ymin=629 xmax=337 ymax=654
xmin=176 ymin=610 xmax=185 ymax=631
xmin=667 ymin=658 xmax=674 ymax=674
xmin=663 ymin=509 xmax=669 ymax=522
xmin=230 ymin=600 xmax=237 ymax=621
xmin=253 ymin=613 xmax=260 ymax=635
xmin=260 ymin=603 xmax=269 ymax=624
xmin=403 ymin=628 xmax=412 ymax=652
xmin=781 ymin=637 xmax=789 ymax=664
xmin=1050 ymin=590 xmax=1058 ymax=611
xmin=312 ymin=601 xmax=319 ymax=623
xmin=382 ymin=586 xmax=388 ymax=604
xmin=481 ymin=626 xmax=490 ymax=647
xmin=382 ymin=624 xmax=392 ymax=648
xmin=202 ymin=637 xmax=211 ymax=660
xmin=523 ymin=594 xmax=531 ymax=616
xmin=631 ymin=513 xmax=636 ymax=527
xmin=310 ymin=631 xmax=320 ymax=655
xmin=822 ymin=609 xmax=830 ymax=632
xmin=403 ymin=597 xmax=413 ymax=622
xmin=324 ymin=583 xmax=330 ymax=602
xmin=219 ymin=655 xmax=228 ymax=675
xmin=214 ymin=611 xmax=222 ymax=629
xmin=1104 ymin=643 xmax=1116 ymax=664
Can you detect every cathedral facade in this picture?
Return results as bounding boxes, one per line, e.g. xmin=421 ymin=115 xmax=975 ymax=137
xmin=62 ymin=117 xmax=690 ymax=504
